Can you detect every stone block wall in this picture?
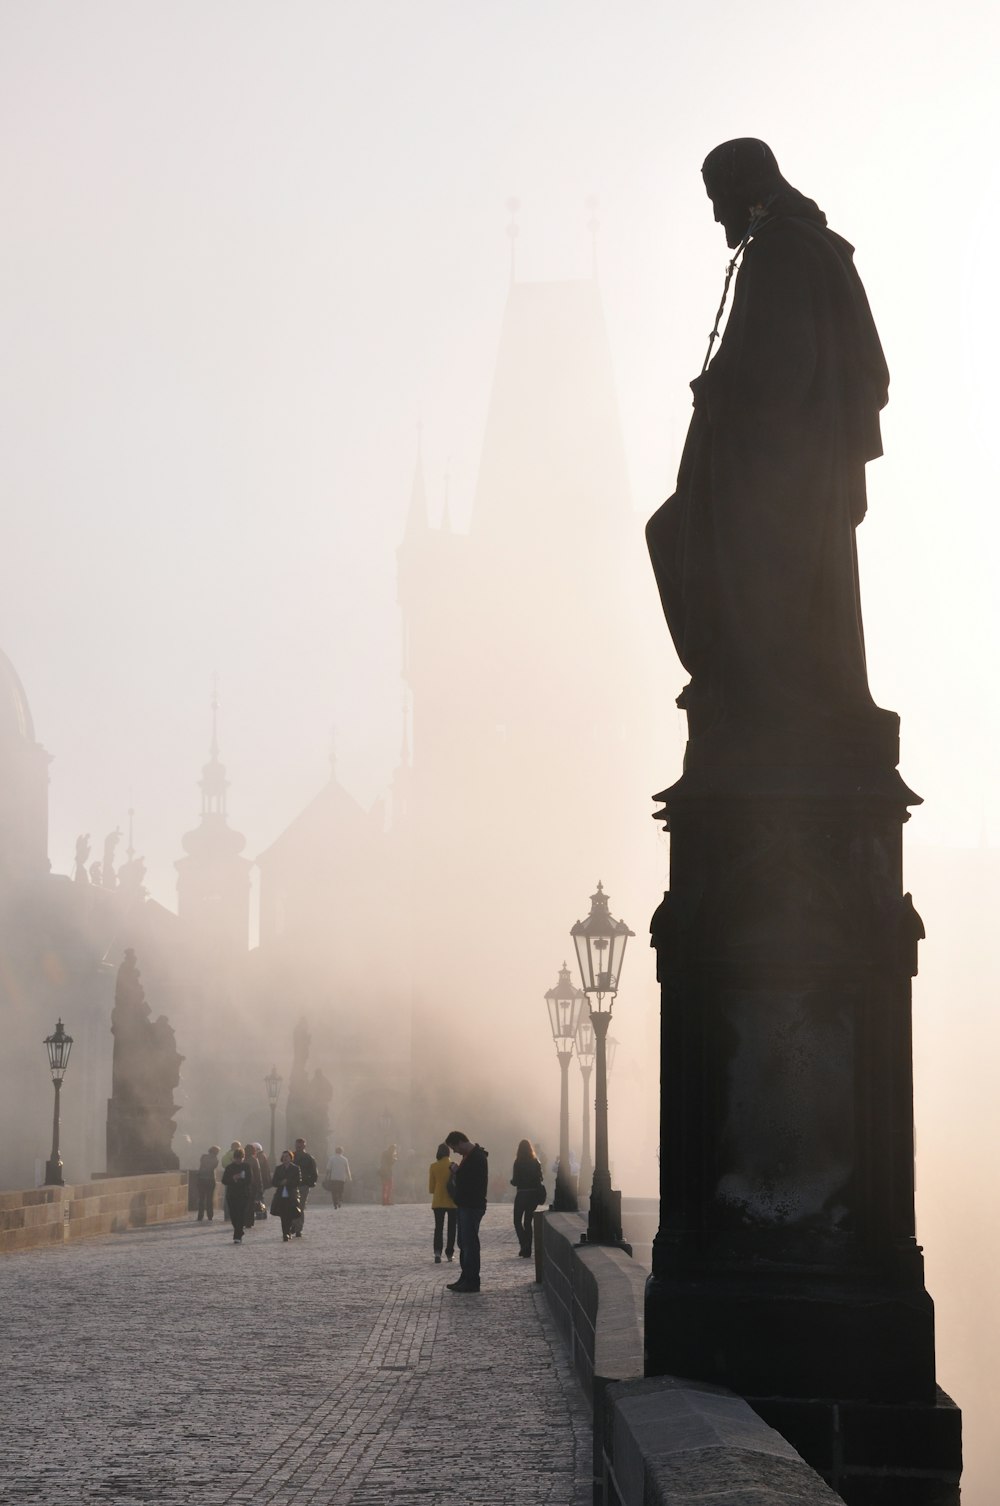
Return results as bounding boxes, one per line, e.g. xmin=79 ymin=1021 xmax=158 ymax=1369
xmin=537 ymin=1210 xmax=846 ymax=1506
xmin=0 ymin=1172 xmax=189 ymax=1253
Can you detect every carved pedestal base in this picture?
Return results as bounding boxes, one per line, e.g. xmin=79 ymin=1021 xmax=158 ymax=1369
xmin=644 ymin=743 xmax=961 ymax=1503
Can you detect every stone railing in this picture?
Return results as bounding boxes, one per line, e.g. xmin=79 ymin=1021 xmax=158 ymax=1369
xmin=537 ymin=1210 xmax=844 ymax=1506
xmin=0 ymin=1172 xmax=189 ymax=1254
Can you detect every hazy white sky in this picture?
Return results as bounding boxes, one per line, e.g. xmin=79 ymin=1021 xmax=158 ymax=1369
xmin=1 ymin=0 xmax=996 ymax=900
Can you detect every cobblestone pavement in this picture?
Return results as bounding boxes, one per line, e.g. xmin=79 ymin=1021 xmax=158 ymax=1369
xmin=3 ymin=1201 xmax=591 ymax=1506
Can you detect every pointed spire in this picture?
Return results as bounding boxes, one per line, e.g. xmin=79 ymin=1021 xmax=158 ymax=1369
xmin=200 ymin=677 xmax=228 ymax=817
xmin=178 ymin=677 xmax=245 ymax=864
xmin=403 ymin=421 xmax=428 ymax=542
xmin=210 ymin=671 xmax=220 ymax=761
xmin=506 ymin=197 xmax=520 ymax=286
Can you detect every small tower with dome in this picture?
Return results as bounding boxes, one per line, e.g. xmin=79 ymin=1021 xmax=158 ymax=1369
xmin=175 ymin=689 xmax=251 ymax=961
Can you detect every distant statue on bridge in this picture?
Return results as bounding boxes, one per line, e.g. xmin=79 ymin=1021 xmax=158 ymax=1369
xmin=106 ymin=949 xmax=183 ymax=1176
xmin=646 ymin=138 xmax=892 ymax=768
xmin=101 ymin=828 xmax=122 ymax=890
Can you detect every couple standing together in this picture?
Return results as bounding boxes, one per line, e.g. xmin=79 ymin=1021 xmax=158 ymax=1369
xmin=431 ymin=1132 xmax=545 ymax=1292
xmin=432 ymin=1130 xmax=488 ymax=1295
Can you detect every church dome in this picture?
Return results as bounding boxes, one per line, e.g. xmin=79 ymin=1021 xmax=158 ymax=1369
xmin=0 ymin=647 xmax=35 ymax=743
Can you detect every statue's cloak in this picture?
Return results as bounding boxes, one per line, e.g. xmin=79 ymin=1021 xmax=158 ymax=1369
xmin=647 ymin=206 xmax=890 ymax=757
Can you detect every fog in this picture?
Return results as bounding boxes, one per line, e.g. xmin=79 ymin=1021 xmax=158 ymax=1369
xmin=1 ymin=4 xmax=997 ymax=1501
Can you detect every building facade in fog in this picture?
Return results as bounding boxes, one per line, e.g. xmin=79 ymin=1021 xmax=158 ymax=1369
xmin=393 ymin=275 xmax=666 ymax=1162
xmin=0 ymin=646 xmax=188 ymax=1185
xmin=0 ymin=267 xmax=665 ymax=1193
xmin=253 ymin=761 xmax=412 ymax=1164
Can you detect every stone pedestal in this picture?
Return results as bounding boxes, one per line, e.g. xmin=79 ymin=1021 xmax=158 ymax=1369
xmin=644 ymin=718 xmax=962 ymax=1504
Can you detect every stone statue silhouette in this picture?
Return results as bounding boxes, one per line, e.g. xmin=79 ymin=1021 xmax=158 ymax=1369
xmin=101 ymin=828 xmax=122 ymax=890
xmin=106 ymin=948 xmax=183 ymax=1175
xmin=74 ymin=833 xmax=91 ymax=884
xmin=307 ymin=1067 xmax=333 ymax=1161
xmin=646 ymin=139 xmax=893 ymax=770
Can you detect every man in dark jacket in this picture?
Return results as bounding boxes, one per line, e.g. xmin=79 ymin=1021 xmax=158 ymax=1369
xmin=221 ymin=1148 xmax=253 ymax=1244
xmin=292 ymin=1137 xmax=318 ymax=1237
xmin=444 ymin=1130 xmax=489 ymax=1293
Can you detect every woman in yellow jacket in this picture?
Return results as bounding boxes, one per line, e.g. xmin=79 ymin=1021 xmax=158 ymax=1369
xmin=428 ymin=1142 xmax=457 ymax=1264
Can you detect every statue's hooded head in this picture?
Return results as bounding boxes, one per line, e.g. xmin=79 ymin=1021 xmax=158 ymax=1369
xmin=702 ymin=138 xmax=825 ymax=248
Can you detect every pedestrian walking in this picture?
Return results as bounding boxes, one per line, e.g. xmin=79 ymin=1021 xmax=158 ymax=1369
xmin=271 ymin=1150 xmax=302 ymax=1243
xmin=220 ymin=1140 xmax=242 ymax=1224
xmin=291 ymin=1137 xmax=317 ymax=1236
xmin=244 ymin=1142 xmax=264 ymax=1229
xmin=510 ymin=1138 xmax=546 ymax=1258
xmin=428 ymin=1142 xmax=457 ymax=1264
xmin=221 ymin=1148 xmax=254 ymax=1244
xmin=194 ymin=1145 xmax=220 ymax=1222
xmin=379 ymin=1143 xmax=397 ymax=1206
xmin=245 ymin=1144 xmax=268 ymax=1216
xmin=324 ymin=1146 xmax=352 ymax=1207
xmin=444 ymin=1130 xmax=488 ymax=1294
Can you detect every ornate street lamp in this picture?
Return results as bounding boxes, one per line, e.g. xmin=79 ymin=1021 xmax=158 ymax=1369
xmin=545 ymin=962 xmax=585 ymax=1212
xmin=43 ymin=1018 xmax=73 ymax=1186
xmin=264 ymin=1065 xmax=283 ymax=1164
xmin=570 ymin=882 xmax=634 ymax=1250
xmin=575 ymin=1005 xmax=596 ymax=1201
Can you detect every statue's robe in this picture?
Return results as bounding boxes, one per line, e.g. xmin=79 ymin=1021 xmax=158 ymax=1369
xmin=647 ymin=206 xmax=890 ymax=763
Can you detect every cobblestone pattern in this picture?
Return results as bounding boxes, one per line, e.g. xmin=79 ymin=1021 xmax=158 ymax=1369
xmin=3 ymin=1200 xmax=591 ymax=1505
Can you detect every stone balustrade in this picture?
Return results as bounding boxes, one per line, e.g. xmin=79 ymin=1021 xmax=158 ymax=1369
xmin=0 ymin=1172 xmax=189 ymax=1253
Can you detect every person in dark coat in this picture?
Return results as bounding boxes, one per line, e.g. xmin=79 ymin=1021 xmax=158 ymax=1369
xmin=291 ymin=1137 xmax=317 ymax=1237
xmin=271 ymin=1150 xmax=302 ymax=1243
xmin=646 ymin=139 xmax=891 ymax=769
xmin=195 ymin=1145 xmax=220 ymax=1222
xmin=510 ymin=1138 xmax=545 ymax=1258
xmin=221 ymin=1148 xmax=253 ymax=1244
xmin=444 ymin=1130 xmax=489 ymax=1293
xmin=244 ymin=1142 xmax=264 ymax=1229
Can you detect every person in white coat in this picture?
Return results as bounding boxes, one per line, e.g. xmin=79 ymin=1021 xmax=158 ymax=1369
xmin=324 ymin=1145 xmax=352 ymax=1208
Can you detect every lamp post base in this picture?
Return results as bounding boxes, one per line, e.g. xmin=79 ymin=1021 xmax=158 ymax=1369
xmin=551 ymin=1169 xmax=578 ymax=1213
xmin=580 ymin=1175 xmax=632 ymax=1254
xmin=43 ymin=1158 xmax=64 ymax=1187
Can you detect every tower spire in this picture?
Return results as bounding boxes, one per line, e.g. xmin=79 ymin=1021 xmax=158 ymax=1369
xmin=200 ymin=678 xmax=228 ymax=818
xmin=210 ymin=671 xmax=220 ymax=761
xmin=176 ymin=679 xmax=249 ymax=957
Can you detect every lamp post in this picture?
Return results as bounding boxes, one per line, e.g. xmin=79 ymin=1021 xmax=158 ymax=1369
xmin=43 ymin=1018 xmax=73 ymax=1186
xmin=264 ymin=1065 xmax=282 ymax=1164
xmin=575 ymin=1005 xmax=595 ymax=1202
xmin=545 ymin=963 xmax=585 ymax=1212
xmin=570 ymin=881 xmax=634 ymax=1250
